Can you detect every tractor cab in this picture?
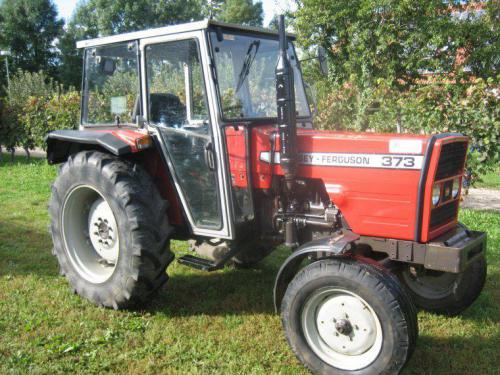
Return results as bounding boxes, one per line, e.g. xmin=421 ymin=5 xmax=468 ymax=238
xmin=76 ymin=20 xmax=311 ymax=240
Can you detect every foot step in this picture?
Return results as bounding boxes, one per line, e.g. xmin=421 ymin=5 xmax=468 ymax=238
xmin=177 ymin=255 xmax=221 ymax=271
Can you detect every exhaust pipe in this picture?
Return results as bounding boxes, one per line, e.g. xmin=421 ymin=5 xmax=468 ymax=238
xmin=275 ymin=14 xmax=297 ymax=193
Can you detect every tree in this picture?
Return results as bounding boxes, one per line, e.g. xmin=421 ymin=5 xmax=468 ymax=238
xmin=67 ymin=0 xmax=203 ymax=38
xmin=294 ymin=0 xmax=498 ymax=89
xmin=0 ymin=0 xmax=63 ymax=79
xmin=216 ymin=0 xmax=263 ymax=26
xmin=58 ymin=0 xmax=205 ymax=89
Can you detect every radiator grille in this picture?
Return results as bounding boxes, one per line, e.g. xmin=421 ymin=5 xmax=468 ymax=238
xmin=435 ymin=142 xmax=467 ymax=180
xmin=430 ymin=200 xmax=459 ymax=229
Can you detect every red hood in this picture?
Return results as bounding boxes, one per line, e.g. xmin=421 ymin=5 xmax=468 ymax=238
xmin=255 ymin=126 xmax=431 ymax=155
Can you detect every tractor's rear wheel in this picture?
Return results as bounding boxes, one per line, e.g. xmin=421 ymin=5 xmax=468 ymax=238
xmin=281 ymin=259 xmax=417 ymax=374
xmin=397 ymin=256 xmax=486 ymax=316
xmin=49 ymin=151 xmax=174 ymax=309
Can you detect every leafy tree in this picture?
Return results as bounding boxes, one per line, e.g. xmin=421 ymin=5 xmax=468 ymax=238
xmin=294 ymin=0 xmax=497 ymax=89
xmin=58 ymin=0 xmax=205 ymax=89
xmin=216 ymin=0 xmax=263 ymax=26
xmin=0 ymin=0 xmax=63 ymax=78
xmin=451 ymin=1 xmax=499 ymax=79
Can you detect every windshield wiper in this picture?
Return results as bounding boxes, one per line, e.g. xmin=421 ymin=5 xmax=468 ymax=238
xmin=235 ymin=40 xmax=260 ymax=93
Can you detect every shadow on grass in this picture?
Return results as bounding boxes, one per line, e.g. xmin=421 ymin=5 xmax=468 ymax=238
xmin=405 ymin=333 xmax=500 ymax=374
xmin=0 ymin=220 xmax=58 ymax=278
xmin=146 ymin=258 xmax=281 ymax=317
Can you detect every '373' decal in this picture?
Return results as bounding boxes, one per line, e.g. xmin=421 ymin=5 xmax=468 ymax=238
xmin=381 ymin=156 xmax=417 ymax=168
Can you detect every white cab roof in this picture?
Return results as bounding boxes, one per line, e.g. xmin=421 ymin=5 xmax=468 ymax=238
xmin=76 ymin=19 xmax=294 ymax=49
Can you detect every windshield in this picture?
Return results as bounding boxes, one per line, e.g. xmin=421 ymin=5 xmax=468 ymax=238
xmin=209 ymin=30 xmax=310 ymax=120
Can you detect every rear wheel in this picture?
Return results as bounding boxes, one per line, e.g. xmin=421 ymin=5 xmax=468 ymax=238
xmin=49 ymin=151 xmax=174 ymax=309
xmin=397 ymin=256 xmax=486 ymax=316
xmin=281 ymin=259 xmax=417 ymax=374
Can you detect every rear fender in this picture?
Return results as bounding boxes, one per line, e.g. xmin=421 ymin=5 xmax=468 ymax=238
xmin=273 ymin=230 xmax=360 ymax=312
xmin=46 ymin=129 xmax=186 ymax=228
xmin=46 ymin=129 xmax=145 ymax=164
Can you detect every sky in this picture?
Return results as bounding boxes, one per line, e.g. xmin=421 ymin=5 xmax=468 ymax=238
xmin=53 ymin=0 xmax=296 ymax=27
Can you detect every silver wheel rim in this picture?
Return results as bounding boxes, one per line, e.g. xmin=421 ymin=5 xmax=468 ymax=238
xmin=61 ymin=185 xmax=120 ymax=283
xmin=301 ymin=287 xmax=383 ymax=371
xmin=402 ymin=266 xmax=459 ymax=299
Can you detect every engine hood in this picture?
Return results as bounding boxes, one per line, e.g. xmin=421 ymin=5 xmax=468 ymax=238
xmin=252 ymin=126 xmax=433 ymax=240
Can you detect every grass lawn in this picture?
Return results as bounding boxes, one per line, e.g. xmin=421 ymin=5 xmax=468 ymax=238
xmin=476 ymin=168 xmax=500 ymax=190
xmin=1 ymin=156 xmax=499 ymax=374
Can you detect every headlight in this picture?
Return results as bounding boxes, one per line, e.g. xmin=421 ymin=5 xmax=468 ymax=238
xmin=452 ymin=177 xmax=460 ymax=198
xmin=432 ymin=184 xmax=441 ymax=206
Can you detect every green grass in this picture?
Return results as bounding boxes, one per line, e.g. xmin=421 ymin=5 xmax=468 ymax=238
xmin=476 ymin=168 xmax=500 ymax=189
xmin=1 ymin=156 xmax=499 ymax=374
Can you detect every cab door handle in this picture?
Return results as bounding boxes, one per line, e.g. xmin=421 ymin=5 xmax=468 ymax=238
xmin=204 ymin=142 xmax=216 ymax=171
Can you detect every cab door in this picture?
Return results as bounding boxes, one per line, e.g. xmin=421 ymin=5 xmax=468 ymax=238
xmin=140 ymin=31 xmax=233 ymax=239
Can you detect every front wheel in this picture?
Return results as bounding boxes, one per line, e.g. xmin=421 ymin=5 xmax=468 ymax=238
xmin=281 ymin=259 xmax=417 ymax=374
xmin=397 ymin=256 xmax=487 ymax=316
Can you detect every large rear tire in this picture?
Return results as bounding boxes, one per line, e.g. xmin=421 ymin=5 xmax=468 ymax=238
xmin=397 ymin=256 xmax=486 ymax=316
xmin=281 ymin=259 xmax=417 ymax=375
xmin=49 ymin=151 xmax=174 ymax=309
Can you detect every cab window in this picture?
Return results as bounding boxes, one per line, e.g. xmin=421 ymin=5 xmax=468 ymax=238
xmin=82 ymin=42 xmax=139 ymax=126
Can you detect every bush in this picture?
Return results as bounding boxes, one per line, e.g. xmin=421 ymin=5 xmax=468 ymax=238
xmin=1 ymin=70 xmax=56 ymax=156
xmin=314 ymin=77 xmax=499 ymax=183
xmin=0 ymin=70 xmax=79 ymax=156
xmin=20 ymin=91 xmax=80 ymax=149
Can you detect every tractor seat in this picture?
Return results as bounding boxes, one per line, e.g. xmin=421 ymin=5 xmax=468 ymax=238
xmin=149 ymin=93 xmax=186 ymax=127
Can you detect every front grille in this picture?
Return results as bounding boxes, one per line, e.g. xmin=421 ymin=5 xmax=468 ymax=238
xmin=435 ymin=141 xmax=467 ymax=180
xmin=430 ymin=200 xmax=459 ymax=229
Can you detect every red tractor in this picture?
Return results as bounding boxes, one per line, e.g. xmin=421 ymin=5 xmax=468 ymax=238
xmin=46 ymin=16 xmax=486 ymax=374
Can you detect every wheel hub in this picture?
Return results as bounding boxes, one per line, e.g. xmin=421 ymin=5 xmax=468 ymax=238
xmin=62 ymin=185 xmax=120 ymax=284
xmin=335 ymin=319 xmax=353 ymax=336
xmin=315 ymin=294 xmax=377 ymax=355
xmin=88 ymin=198 xmax=119 ymax=264
xmin=301 ymin=288 xmax=383 ymax=371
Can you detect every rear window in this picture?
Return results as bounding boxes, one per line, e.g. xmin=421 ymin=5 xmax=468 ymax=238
xmin=82 ymin=42 xmax=140 ymax=126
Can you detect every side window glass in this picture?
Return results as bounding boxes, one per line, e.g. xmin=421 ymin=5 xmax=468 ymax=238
xmin=82 ymin=42 xmax=139 ymax=125
xmin=146 ymin=40 xmax=209 ymax=127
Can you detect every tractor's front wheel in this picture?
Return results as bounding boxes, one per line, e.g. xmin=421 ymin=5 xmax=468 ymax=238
xmin=397 ymin=256 xmax=486 ymax=316
xmin=281 ymin=259 xmax=417 ymax=374
xmin=49 ymin=151 xmax=174 ymax=309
